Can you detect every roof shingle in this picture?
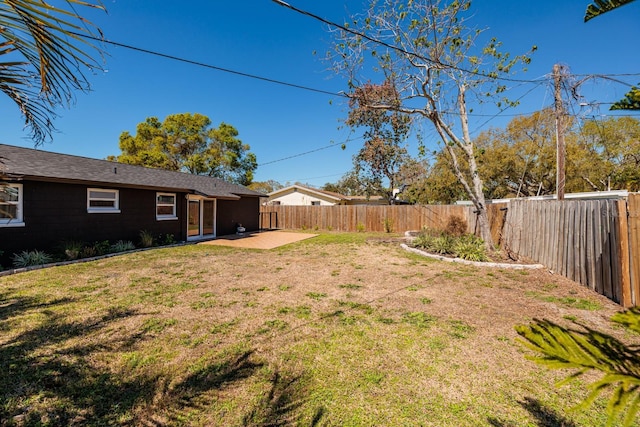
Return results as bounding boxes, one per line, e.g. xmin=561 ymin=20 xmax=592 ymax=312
xmin=0 ymin=144 xmax=263 ymax=200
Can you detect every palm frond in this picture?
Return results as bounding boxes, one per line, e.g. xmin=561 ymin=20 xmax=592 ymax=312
xmin=0 ymin=0 xmax=105 ymax=143
xmin=516 ymin=316 xmax=640 ymax=426
xmin=585 ymin=0 xmax=638 ymax=22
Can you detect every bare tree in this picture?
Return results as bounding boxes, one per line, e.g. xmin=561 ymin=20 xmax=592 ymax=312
xmin=329 ymin=0 xmax=535 ymax=248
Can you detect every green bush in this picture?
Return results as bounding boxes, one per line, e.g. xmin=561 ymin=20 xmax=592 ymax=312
xmin=160 ymin=233 xmax=176 ymax=245
xmin=93 ymin=240 xmax=111 ymax=255
xmin=12 ymin=250 xmax=53 ymax=268
xmin=431 ymin=235 xmax=455 ymax=255
xmin=453 ymin=237 xmax=488 ymax=261
xmin=383 ymin=217 xmax=394 ymax=233
xmin=110 ymin=240 xmax=135 ymax=253
xmin=412 ymin=229 xmax=487 ymax=261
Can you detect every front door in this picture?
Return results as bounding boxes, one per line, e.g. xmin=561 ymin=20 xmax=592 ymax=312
xmin=187 ymin=198 xmax=216 ymax=240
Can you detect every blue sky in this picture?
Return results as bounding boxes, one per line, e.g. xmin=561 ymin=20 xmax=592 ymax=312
xmin=2 ymin=0 xmax=639 ymax=187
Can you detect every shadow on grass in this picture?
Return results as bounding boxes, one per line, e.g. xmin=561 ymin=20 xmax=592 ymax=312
xmin=241 ymin=370 xmax=326 ymax=427
xmin=0 ymin=293 xmax=154 ymax=425
xmin=487 ymin=396 xmax=577 ymax=427
xmin=0 ymin=292 xmax=319 ymax=425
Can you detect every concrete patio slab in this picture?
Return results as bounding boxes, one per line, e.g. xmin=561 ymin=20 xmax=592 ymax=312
xmin=198 ymin=230 xmax=318 ymax=249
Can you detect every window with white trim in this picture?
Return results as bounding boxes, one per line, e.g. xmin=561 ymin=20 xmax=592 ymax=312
xmin=87 ymin=188 xmax=120 ymax=213
xmin=0 ymin=183 xmax=24 ymax=227
xmin=156 ymin=192 xmax=177 ymax=220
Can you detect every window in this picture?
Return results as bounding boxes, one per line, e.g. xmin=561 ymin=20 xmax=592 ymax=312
xmin=311 ymin=201 xmax=321 ymax=206
xmin=87 ymin=188 xmax=120 ymax=213
xmin=0 ymin=183 xmax=24 ymax=227
xmin=156 ymin=192 xmax=177 ymax=220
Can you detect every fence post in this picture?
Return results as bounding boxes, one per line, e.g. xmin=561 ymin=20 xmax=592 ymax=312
xmin=629 ymin=194 xmax=640 ymax=307
xmin=617 ymin=199 xmax=632 ymax=307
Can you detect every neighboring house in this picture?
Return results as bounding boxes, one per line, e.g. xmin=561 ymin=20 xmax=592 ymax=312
xmin=266 ymin=184 xmax=386 ymax=206
xmin=0 ymin=144 xmax=263 ymax=262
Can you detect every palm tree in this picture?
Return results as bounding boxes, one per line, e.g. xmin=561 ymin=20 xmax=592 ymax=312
xmin=0 ymin=0 xmax=105 ymax=144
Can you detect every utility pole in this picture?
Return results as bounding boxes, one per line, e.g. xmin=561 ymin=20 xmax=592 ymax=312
xmin=553 ymin=64 xmax=566 ymax=201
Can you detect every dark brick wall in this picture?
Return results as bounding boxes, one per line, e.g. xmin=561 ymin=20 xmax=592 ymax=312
xmin=1 ymin=181 xmax=186 ymax=265
xmin=1 ymin=180 xmax=260 ymax=267
xmin=216 ymin=197 xmax=260 ymax=236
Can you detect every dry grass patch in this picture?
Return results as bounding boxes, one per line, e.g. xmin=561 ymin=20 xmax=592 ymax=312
xmin=0 ymin=232 xmax=637 ymax=426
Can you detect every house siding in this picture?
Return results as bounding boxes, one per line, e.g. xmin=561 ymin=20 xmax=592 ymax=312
xmin=217 ymin=196 xmax=260 ymax=236
xmin=1 ymin=180 xmax=187 ymax=265
xmin=269 ymin=190 xmax=339 ymax=206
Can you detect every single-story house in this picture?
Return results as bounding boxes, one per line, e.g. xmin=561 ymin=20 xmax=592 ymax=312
xmin=266 ymin=184 xmax=387 ymax=206
xmin=0 ymin=143 xmax=263 ymax=263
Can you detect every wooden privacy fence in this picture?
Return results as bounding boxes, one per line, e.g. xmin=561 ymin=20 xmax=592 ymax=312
xmin=260 ymin=204 xmax=476 ymax=233
xmin=260 ymin=194 xmax=640 ymax=307
xmin=501 ymin=196 xmax=640 ymax=307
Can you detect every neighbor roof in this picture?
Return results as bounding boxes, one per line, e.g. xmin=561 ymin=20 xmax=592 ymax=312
xmin=0 ymin=144 xmax=263 ymax=200
xmin=267 ymin=184 xmax=385 ymax=202
xmin=268 ymin=184 xmax=348 ymax=201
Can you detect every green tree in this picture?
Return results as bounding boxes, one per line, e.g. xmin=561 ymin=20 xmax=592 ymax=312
xmin=323 ymin=171 xmax=372 ymax=197
xmin=577 ymin=116 xmax=640 ymax=191
xmin=110 ymin=113 xmax=257 ymax=185
xmin=0 ymin=0 xmax=105 ymax=143
xmin=248 ymin=180 xmax=284 ymax=195
xmin=346 ymin=81 xmax=412 ymax=204
xmin=329 ymin=0 xmax=535 ymax=248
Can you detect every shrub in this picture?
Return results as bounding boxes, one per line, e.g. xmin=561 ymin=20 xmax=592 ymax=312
xmin=412 ymin=232 xmax=436 ymax=249
xmin=412 ymin=229 xmax=488 ymax=261
xmin=160 ymin=233 xmax=175 ymax=245
xmin=60 ymin=240 xmax=84 ymax=260
xmin=445 ymin=215 xmax=468 ymax=237
xmin=431 ymin=235 xmax=455 ymax=254
xmin=140 ymin=230 xmax=154 ymax=248
xmin=93 ymin=240 xmax=111 ymax=255
xmin=356 ymin=222 xmax=365 ymax=232
xmin=12 ymin=250 xmax=53 ymax=268
xmin=383 ymin=217 xmax=394 ymax=233
xmin=110 ymin=240 xmax=135 ymax=253
xmin=453 ymin=237 xmax=488 ymax=262
xmin=80 ymin=245 xmax=97 ymax=258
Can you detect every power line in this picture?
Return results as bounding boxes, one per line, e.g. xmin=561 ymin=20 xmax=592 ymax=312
xmin=271 ymin=0 xmax=542 ymax=84
xmin=67 ymin=30 xmax=346 ymax=98
xmin=259 ymin=135 xmax=362 ymax=166
xmin=259 ymin=143 xmax=345 ymax=166
xmin=469 ymin=80 xmax=548 ymax=135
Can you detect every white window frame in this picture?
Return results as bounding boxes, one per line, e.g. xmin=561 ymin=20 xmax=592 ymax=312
xmin=156 ymin=192 xmax=177 ymax=220
xmin=87 ymin=188 xmax=120 ymax=213
xmin=0 ymin=183 xmax=25 ymax=227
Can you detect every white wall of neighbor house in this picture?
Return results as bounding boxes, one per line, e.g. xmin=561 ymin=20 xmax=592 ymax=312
xmin=269 ymin=191 xmax=336 ymax=206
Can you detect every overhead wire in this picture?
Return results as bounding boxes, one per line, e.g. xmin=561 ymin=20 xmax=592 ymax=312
xmin=67 ymin=30 xmax=346 ymax=98
xmin=59 ymin=7 xmax=637 ymax=176
xmin=258 ymin=135 xmax=361 ymax=167
xmin=271 ymin=0 xmax=542 ymax=84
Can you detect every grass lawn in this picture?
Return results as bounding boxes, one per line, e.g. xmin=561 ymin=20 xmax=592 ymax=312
xmin=0 ymin=232 xmax=637 ymax=426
